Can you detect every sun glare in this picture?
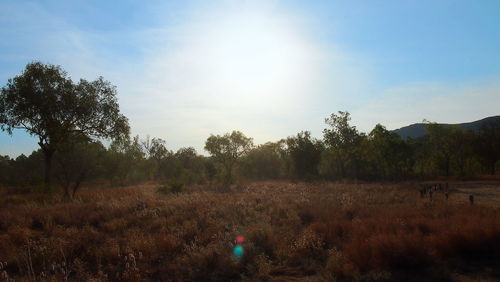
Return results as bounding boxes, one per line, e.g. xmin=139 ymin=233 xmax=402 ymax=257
xmin=177 ymin=10 xmax=319 ymax=110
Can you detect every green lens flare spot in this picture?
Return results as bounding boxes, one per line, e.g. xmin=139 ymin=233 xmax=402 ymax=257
xmin=233 ymin=245 xmax=244 ymax=258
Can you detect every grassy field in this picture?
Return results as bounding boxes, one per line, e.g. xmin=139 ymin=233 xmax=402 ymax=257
xmin=1 ymin=181 xmax=500 ymax=281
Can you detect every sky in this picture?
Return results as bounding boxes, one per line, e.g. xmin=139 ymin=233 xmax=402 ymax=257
xmin=1 ymin=0 xmax=499 ymax=157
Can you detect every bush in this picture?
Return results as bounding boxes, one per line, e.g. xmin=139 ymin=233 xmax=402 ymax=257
xmin=170 ymin=181 xmax=184 ymax=193
xmin=157 ymin=181 xmax=184 ymax=194
xmin=156 ymin=185 xmax=170 ymax=194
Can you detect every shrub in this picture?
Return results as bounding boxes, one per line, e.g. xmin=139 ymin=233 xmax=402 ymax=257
xmin=156 ymin=181 xmax=184 ymax=194
xmin=170 ymin=181 xmax=184 ymax=193
xmin=156 ymin=185 xmax=170 ymax=194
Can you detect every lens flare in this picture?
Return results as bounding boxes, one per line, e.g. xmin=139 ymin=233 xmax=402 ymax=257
xmin=233 ymin=245 xmax=244 ymax=258
xmin=236 ymin=235 xmax=245 ymax=244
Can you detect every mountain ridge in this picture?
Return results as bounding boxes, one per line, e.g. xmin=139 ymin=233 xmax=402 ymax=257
xmin=393 ymin=115 xmax=500 ymax=139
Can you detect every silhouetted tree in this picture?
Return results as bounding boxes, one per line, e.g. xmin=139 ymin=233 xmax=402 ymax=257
xmin=286 ymin=131 xmax=324 ymax=180
xmin=0 ymin=155 xmax=13 ymax=186
xmin=54 ymin=134 xmax=105 ymax=198
xmin=323 ymin=111 xmax=363 ymax=179
xmin=425 ymin=121 xmax=466 ymax=177
xmin=0 ymin=62 xmax=129 ymax=191
xmin=204 ymin=157 xmax=218 ymax=185
xmin=368 ymin=124 xmax=411 ymax=180
xmin=476 ymin=120 xmax=500 ymax=175
xmin=204 ymin=131 xmax=253 ymax=186
xmin=407 ymin=136 xmax=433 ymax=178
xmin=241 ymin=141 xmax=287 ymax=180
xmin=106 ymin=135 xmax=145 ymax=185
xmin=175 ymin=147 xmax=205 ymax=184
xmin=452 ymin=128 xmax=475 ymax=176
xmin=142 ymin=136 xmax=169 ymax=180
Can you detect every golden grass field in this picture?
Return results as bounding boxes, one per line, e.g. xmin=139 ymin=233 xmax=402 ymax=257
xmin=1 ymin=180 xmax=500 ymax=281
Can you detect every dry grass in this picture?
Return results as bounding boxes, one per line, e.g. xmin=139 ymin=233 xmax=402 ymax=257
xmin=1 ymin=181 xmax=500 ymax=281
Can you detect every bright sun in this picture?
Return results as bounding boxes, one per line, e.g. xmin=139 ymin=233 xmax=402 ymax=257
xmin=168 ymin=9 xmax=320 ymax=111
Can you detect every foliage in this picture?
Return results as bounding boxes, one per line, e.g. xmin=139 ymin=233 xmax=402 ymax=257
xmin=142 ymin=136 xmax=169 ymax=180
xmin=156 ymin=181 xmax=184 ymax=194
xmin=1 ymin=110 xmax=499 ymax=189
xmin=53 ymin=134 xmax=105 ymax=198
xmin=286 ymin=131 xmax=324 ymax=180
xmin=366 ymin=124 xmax=413 ymax=180
xmin=424 ymin=121 xmax=480 ymax=177
xmin=323 ymin=111 xmax=365 ymax=179
xmin=174 ymin=147 xmax=205 ymax=184
xmin=241 ymin=141 xmax=287 ymax=180
xmin=0 ymin=62 xmax=129 ymax=190
xmin=204 ymin=130 xmax=253 ymax=185
xmin=425 ymin=121 xmax=459 ymax=177
xmin=169 ymin=181 xmax=184 ymax=193
xmin=106 ymin=135 xmax=146 ymax=185
xmin=475 ymin=119 xmax=500 ymax=175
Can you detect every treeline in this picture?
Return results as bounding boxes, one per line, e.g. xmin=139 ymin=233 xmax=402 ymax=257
xmin=3 ymin=62 xmax=500 ymax=198
xmin=0 ymin=135 xmax=209 ymax=196
xmin=1 ymin=111 xmax=499 ymax=193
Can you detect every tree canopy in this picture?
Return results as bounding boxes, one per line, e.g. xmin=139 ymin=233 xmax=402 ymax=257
xmin=204 ymin=130 xmax=253 ymax=185
xmin=323 ymin=111 xmax=364 ymax=178
xmin=0 ymin=62 xmax=129 ymax=189
xmin=286 ymin=131 xmax=323 ymax=180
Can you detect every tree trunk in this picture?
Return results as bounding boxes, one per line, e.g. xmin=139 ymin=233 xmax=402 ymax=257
xmin=491 ymin=159 xmax=496 ymax=175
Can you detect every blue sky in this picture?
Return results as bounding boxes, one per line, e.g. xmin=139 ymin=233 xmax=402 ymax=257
xmin=1 ymin=0 xmax=499 ymax=157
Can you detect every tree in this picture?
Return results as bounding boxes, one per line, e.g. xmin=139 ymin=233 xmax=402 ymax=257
xmin=451 ymin=128 xmax=475 ymax=176
xmin=323 ymin=111 xmax=364 ymax=179
xmin=367 ymin=124 xmax=411 ymax=180
xmin=424 ymin=121 xmax=464 ymax=177
xmin=142 ymin=136 xmax=169 ymax=180
xmin=476 ymin=120 xmax=500 ymax=175
xmin=174 ymin=147 xmax=205 ymax=184
xmin=241 ymin=141 xmax=287 ymax=180
xmin=107 ymin=135 xmax=145 ymax=186
xmin=0 ymin=62 xmax=129 ymax=190
xmin=54 ymin=134 xmax=105 ymax=198
xmin=286 ymin=131 xmax=324 ymax=180
xmin=0 ymin=155 xmax=13 ymax=186
xmin=204 ymin=130 xmax=253 ymax=186
xmin=203 ymin=156 xmax=218 ymax=185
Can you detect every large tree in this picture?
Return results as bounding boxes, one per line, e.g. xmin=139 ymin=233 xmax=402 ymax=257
xmin=476 ymin=120 xmax=500 ymax=175
xmin=368 ymin=124 xmax=411 ymax=180
xmin=241 ymin=141 xmax=287 ymax=180
xmin=0 ymin=62 xmax=129 ymax=190
xmin=286 ymin=131 xmax=324 ymax=180
xmin=142 ymin=136 xmax=169 ymax=180
xmin=323 ymin=111 xmax=364 ymax=179
xmin=204 ymin=130 xmax=253 ymax=186
xmin=424 ymin=121 xmax=465 ymax=177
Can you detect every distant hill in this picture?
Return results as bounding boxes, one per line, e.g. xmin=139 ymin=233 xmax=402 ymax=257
xmin=393 ymin=116 xmax=500 ymax=139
